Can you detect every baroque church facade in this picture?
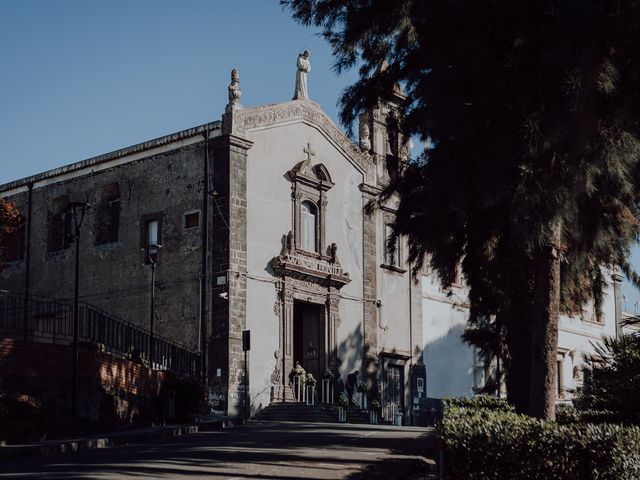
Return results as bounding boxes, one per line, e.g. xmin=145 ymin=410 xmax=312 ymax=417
xmin=0 ymin=56 xmax=622 ymax=423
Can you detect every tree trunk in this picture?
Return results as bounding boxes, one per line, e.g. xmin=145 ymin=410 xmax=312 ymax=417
xmin=505 ymin=298 xmax=533 ymax=414
xmin=528 ymin=224 xmax=561 ymax=421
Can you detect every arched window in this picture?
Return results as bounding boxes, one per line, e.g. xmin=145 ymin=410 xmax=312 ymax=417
xmin=300 ymin=201 xmax=317 ymax=252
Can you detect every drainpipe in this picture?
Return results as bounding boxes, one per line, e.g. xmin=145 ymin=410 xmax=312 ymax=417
xmin=22 ymin=182 xmax=34 ymax=342
xmin=200 ymin=127 xmax=210 ymax=385
xmin=408 ymin=258 xmax=414 ymax=426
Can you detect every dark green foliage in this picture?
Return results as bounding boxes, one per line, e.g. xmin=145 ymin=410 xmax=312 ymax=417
xmin=283 ymin=0 xmax=640 ymax=418
xmin=555 ymin=403 xmax=617 ymax=426
xmin=444 ymin=395 xmax=513 ymax=412
xmin=438 ymin=402 xmax=640 ymax=479
xmin=574 ymin=333 xmax=640 ymax=425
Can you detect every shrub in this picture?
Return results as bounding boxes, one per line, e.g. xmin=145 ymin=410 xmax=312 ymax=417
xmin=444 ymin=395 xmax=514 ymax=412
xmin=438 ymin=402 xmax=640 ymax=479
xmin=574 ymin=334 xmax=640 ymax=425
xmin=555 ymin=403 xmax=618 ymax=426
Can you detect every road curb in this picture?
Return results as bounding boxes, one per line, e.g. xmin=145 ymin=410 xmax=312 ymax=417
xmin=0 ymin=424 xmax=199 ymax=461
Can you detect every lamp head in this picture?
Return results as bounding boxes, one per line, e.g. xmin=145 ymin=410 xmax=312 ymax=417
xmin=147 ymin=243 xmax=162 ymax=263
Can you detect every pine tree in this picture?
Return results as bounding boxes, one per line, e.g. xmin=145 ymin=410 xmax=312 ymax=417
xmin=283 ymin=0 xmax=640 ymax=420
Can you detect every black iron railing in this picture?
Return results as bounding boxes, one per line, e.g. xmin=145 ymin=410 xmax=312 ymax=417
xmin=0 ymin=291 xmax=199 ymax=377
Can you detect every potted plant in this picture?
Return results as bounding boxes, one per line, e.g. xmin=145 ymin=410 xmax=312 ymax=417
xmin=291 ymin=362 xmax=306 ymax=401
xmin=337 ymin=392 xmax=348 ymax=422
xmin=321 ymin=369 xmax=334 ymax=403
xmin=305 ymin=373 xmax=316 ymax=405
xmin=369 ymin=399 xmax=381 ymax=424
xmin=356 ymin=380 xmax=368 ymax=409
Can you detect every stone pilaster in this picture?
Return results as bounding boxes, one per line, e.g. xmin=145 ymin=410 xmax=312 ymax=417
xmin=208 ymin=133 xmax=252 ymax=418
xmin=360 ymin=183 xmax=380 ymax=388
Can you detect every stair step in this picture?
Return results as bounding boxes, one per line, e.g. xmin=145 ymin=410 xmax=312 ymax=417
xmin=253 ymin=401 xmax=378 ymax=425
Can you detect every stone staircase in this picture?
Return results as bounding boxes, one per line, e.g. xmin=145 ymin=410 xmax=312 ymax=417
xmin=253 ymin=401 xmax=375 ymax=424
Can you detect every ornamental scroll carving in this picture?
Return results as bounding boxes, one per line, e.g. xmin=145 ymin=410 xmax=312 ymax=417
xmin=271 ymin=251 xmax=351 ymax=290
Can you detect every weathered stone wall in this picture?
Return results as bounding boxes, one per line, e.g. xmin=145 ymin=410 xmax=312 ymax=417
xmin=0 ymin=126 xmax=220 ymax=349
xmin=208 ymin=134 xmax=252 ymax=418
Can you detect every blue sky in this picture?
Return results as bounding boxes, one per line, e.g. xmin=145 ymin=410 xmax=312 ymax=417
xmin=0 ymin=0 xmax=356 ymax=184
xmin=1 ymin=0 xmax=639 ymax=311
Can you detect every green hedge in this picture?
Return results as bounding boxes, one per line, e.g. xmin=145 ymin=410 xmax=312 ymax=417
xmin=438 ymin=400 xmax=640 ymax=480
xmin=556 ymin=403 xmax=619 ymax=426
xmin=444 ymin=395 xmax=514 ymax=412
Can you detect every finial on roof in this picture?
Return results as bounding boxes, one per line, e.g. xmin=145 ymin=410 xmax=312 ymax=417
xmin=226 ymin=68 xmax=242 ymax=112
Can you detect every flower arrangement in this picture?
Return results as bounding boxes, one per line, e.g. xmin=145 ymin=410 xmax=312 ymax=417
xmin=322 ymin=368 xmax=334 ymax=380
xmin=356 ymin=380 xmax=368 ymax=393
xmin=306 ymin=373 xmax=316 ymax=386
xmin=338 ymin=392 xmax=349 ymax=407
xmin=293 ymin=362 xmax=306 ymax=377
xmin=370 ymin=398 xmax=381 ymax=410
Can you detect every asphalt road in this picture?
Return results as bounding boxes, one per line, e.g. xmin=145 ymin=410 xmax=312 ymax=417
xmin=0 ymin=422 xmax=435 ymax=479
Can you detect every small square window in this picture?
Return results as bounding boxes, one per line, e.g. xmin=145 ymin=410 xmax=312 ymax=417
xmin=184 ymin=212 xmax=199 ymax=230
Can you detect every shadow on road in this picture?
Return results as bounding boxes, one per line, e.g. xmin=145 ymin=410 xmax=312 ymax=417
xmin=1 ymin=422 xmax=436 ymax=480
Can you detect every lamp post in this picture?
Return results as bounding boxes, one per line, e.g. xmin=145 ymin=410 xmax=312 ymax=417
xmin=146 ymin=243 xmax=161 ymax=367
xmin=66 ymin=201 xmax=90 ymax=419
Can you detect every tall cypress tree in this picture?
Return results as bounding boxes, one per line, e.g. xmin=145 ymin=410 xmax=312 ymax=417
xmin=283 ymin=0 xmax=640 ymax=420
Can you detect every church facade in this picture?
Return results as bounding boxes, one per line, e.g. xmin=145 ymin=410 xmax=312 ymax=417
xmin=0 ymin=58 xmax=622 ymax=423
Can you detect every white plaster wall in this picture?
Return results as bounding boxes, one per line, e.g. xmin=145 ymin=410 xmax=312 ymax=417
xmin=557 ymin=280 xmax=617 ymax=397
xmin=377 ymin=228 xmax=412 ymax=356
xmin=421 ymin=272 xmax=619 ymax=400
xmin=244 ymin=120 xmax=365 ymax=409
xmin=421 ymin=274 xmax=473 ymax=398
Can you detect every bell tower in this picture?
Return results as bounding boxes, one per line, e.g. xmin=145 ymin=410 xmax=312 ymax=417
xmin=358 ymin=62 xmax=409 ymax=186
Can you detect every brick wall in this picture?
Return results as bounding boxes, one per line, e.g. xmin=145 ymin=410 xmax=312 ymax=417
xmin=0 ymin=338 xmax=166 ymax=421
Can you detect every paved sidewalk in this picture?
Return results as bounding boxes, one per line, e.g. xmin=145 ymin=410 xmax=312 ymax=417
xmin=0 ymin=424 xmax=202 ymax=461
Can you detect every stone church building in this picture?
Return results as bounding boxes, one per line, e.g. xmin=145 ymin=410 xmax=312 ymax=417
xmin=0 ymin=56 xmax=622 ymax=423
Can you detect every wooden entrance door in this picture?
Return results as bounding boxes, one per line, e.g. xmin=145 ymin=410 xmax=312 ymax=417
xmin=387 ymin=364 xmax=404 ymax=418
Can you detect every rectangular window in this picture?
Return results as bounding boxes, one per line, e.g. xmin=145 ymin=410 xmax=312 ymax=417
xmin=4 ymin=220 xmax=24 ymax=262
xmin=109 ymin=199 xmax=120 ymax=243
xmin=141 ymin=213 xmax=162 ymax=250
xmin=473 ymin=349 xmax=486 ymax=391
xmin=384 ymin=224 xmax=400 ymax=267
xmin=48 ymin=212 xmax=72 ymax=252
xmin=557 ymin=355 xmax=565 ymax=399
xmin=147 ymin=219 xmax=158 ymax=245
xmin=184 ymin=211 xmax=199 ymax=229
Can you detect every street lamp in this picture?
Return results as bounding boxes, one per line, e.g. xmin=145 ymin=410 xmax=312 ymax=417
xmin=147 ymin=243 xmax=162 ymax=367
xmin=66 ymin=201 xmax=91 ymax=418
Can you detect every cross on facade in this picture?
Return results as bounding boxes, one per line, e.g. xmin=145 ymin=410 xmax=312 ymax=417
xmin=303 ymin=142 xmax=316 ymax=161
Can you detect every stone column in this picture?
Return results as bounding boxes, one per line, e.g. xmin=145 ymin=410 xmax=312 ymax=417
xmin=282 ymin=285 xmax=295 ymax=384
xmin=326 ymin=293 xmax=340 ymax=371
xmin=208 ymin=133 xmax=252 ymax=419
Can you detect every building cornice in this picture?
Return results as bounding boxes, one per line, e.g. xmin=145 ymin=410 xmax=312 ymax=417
xmin=0 ymin=121 xmax=222 ymax=196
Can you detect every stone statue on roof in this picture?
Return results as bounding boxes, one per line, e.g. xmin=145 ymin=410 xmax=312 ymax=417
xmin=293 ymin=50 xmax=311 ymax=100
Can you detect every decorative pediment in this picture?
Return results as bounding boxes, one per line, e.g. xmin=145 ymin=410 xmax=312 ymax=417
xmin=224 ymin=99 xmax=376 ymax=185
xmin=289 ymin=160 xmax=334 ymax=191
